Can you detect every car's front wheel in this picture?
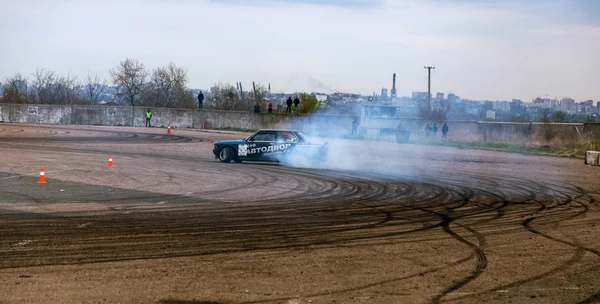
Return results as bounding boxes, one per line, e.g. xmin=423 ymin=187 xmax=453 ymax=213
xmin=218 ymin=147 xmax=235 ymax=163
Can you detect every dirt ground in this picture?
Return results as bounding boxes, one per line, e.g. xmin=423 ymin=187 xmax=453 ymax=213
xmin=0 ymin=123 xmax=599 ymax=304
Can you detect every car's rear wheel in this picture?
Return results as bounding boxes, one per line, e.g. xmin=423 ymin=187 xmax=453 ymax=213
xmin=218 ymin=147 xmax=235 ymax=163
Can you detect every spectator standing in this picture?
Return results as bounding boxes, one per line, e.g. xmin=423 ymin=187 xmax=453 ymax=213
xmin=197 ymin=91 xmax=204 ymax=110
xmin=432 ymin=123 xmax=439 ymax=138
xmin=424 ymin=123 xmax=431 ymax=138
xmin=145 ymin=110 xmax=152 ymax=127
xmin=442 ymin=123 xmax=449 ymax=139
xmin=352 ymin=118 xmax=358 ymax=135
xmin=293 ymin=96 xmax=300 ymax=114
xmin=286 ymin=97 xmax=293 ymax=114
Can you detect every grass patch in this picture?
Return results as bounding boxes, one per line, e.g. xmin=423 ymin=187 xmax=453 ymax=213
xmin=427 ymin=140 xmax=586 ymax=159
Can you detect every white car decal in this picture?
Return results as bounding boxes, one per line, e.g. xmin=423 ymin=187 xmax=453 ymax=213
xmin=238 ymin=144 xmax=248 ymax=156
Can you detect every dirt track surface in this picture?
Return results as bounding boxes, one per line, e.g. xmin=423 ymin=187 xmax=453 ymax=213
xmin=0 ymin=123 xmax=599 ymax=304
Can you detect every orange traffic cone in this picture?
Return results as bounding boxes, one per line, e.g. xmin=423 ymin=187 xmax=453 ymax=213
xmin=38 ymin=168 xmax=46 ymax=184
xmin=167 ymin=123 xmax=172 ymax=135
xmin=108 ymin=155 xmax=113 ymax=168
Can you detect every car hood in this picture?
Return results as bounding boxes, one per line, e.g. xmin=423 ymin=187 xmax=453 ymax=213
xmin=214 ymin=139 xmax=246 ymax=145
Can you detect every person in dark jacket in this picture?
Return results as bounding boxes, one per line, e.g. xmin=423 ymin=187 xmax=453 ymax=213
xmin=432 ymin=123 xmax=439 ymax=137
xmin=352 ymin=118 xmax=358 ymax=134
xmin=293 ymin=96 xmax=300 ymax=114
xmin=286 ymin=97 xmax=293 ymax=114
xmin=442 ymin=123 xmax=449 ymax=139
xmin=254 ymin=104 xmax=260 ymax=113
xmin=424 ymin=123 xmax=431 ymax=138
xmin=145 ymin=110 xmax=152 ymax=127
xmin=197 ymin=91 xmax=204 ymax=110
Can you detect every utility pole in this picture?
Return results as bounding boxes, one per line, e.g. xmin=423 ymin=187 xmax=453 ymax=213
xmin=424 ymin=66 xmax=435 ymax=113
xmin=238 ymin=82 xmax=244 ymax=103
xmin=252 ymin=82 xmax=258 ymax=104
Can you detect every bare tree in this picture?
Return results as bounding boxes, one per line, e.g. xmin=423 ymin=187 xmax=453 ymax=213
xmin=85 ymin=73 xmax=108 ymax=105
xmin=540 ymin=109 xmax=556 ymax=143
xmin=1 ymin=73 xmax=30 ymax=104
xmin=110 ymin=58 xmax=148 ymax=107
xmin=207 ymin=83 xmax=248 ymax=111
xmin=32 ymin=68 xmax=56 ymax=104
xmin=31 ymin=69 xmax=81 ymax=105
xmin=420 ymin=98 xmax=451 ymax=122
xmin=55 ymin=74 xmax=81 ymax=105
xmin=143 ymin=62 xmax=194 ymax=108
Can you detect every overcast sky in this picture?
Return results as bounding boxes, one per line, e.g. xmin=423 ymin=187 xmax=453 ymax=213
xmin=1 ymin=0 xmax=599 ymax=101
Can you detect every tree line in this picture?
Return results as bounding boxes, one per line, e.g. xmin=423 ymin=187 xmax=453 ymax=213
xmin=0 ymin=58 xmax=322 ymax=114
xmin=1 ymin=59 xmax=195 ymax=108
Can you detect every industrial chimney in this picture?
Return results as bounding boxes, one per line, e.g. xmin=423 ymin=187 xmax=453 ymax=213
xmin=391 ymin=73 xmax=397 ymax=99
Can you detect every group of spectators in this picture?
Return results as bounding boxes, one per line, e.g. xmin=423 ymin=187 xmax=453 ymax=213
xmin=255 ymin=96 xmax=301 ymax=114
xmin=424 ymin=122 xmax=449 ymax=139
xmin=195 ymin=90 xmax=300 ymax=114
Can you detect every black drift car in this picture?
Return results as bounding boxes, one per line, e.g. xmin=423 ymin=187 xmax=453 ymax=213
xmin=213 ymin=129 xmax=328 ymax=164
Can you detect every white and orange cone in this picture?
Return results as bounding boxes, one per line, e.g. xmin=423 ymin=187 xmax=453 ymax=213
xmin=108 ymin=155 xmax=113 ymax=168
xmin=167 ymin=123 xmax=172 ymax=135
xmin=38 ymin=168 xmax=46 ymax=184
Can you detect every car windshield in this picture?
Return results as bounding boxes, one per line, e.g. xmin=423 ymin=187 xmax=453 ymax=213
xmin=245 ymin=131 xmax=260 ymax=141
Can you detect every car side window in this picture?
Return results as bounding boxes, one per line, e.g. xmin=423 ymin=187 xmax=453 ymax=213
xmin=252 ymin=132 xmax=276 ymax=142
xmin=278 ymin=132 xmax=298 ymax=143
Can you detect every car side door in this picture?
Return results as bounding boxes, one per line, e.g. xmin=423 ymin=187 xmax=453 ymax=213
xmin=244 ymin=131 xmax=277 ymax=161
xmin=276 ymin=131 xmax=299 ymax=158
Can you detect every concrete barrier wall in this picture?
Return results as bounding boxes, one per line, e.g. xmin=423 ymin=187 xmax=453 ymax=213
xmin=0 ymin=103 xmax=597 ymax=144
xmin=478 ymin=122 xmax=534 ymax=143
xmin=72 ymin=106 xmax=134 ymax=126
xmin=477 ymin=122 xmax=583 ymax=144
xmin=133 ymin=107 xmax=193 ymax=128
xmin=586 ymin=151 xmax=600 ymax=166
xmin=0 ymin=104 xmax=8 ymax=122
xmin=200 ymin=110 xmax=259 ymax=130
xmin=584 ymin=123 xmax=600 ymax=136
xmin=9 ymin=104 xmax=71 ymax=125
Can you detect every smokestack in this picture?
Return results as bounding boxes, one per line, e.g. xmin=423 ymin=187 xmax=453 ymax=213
xmin=391 ymin=73 xmax=397 ymax=99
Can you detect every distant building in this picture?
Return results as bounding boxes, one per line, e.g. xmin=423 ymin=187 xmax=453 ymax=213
xmin=466 ymin=107 xmax=479 ymax=116
xmin=411 ymin=92 xmax=429 ymax=101
xmin=436 ymin=92 xmax=444 ymax=100
xmin=532 ymin=97 xmax=558 ymax=109
xmin=560 ymin=98 xmax=576 ymax=113
xmin=492 ymin=101 xmax=511 ymax=112
xmin=580 ymin=100 xmax=595 ymax=113
xmin=486 ymin=110 xmax=496 ymax=120
xmin=448 ymin=93 xmax=460 ymax=105
xmin=381 ymin=88 xmax=388 ymax=99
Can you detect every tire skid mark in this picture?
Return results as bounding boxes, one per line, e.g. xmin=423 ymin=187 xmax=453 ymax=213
xmin=445 ymin=246 xmax=587 ymax=303
xmin=430 ymin=215 xmax=488 ymax=304
xmin=1 ymin=132 xmax=600 ymax=302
